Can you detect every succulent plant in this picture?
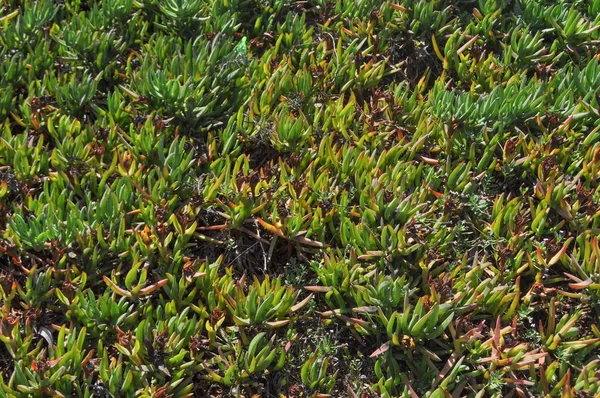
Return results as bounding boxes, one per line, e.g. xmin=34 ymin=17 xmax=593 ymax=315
xmin=1 ymin=0 xmax=600 ymax=396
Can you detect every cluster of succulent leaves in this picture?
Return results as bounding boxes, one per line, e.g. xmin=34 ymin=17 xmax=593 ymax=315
xmin=1 ymin=0 xmax=600 ymax=396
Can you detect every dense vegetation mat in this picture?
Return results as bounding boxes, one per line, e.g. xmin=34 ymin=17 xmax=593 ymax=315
xmin=1 ymin=0 xmax=600 ymax=396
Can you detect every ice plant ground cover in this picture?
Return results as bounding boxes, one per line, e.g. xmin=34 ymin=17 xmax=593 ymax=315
xmin=1 ymin=0 xmax=600 ymax=396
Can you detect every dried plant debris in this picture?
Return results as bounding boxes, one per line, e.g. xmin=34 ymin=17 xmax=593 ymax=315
xmin=1 ymin=0 xmax=600 ymax=397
